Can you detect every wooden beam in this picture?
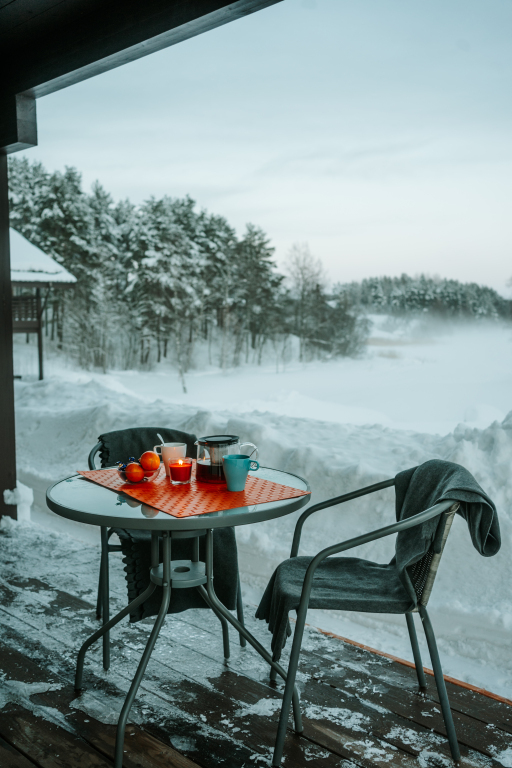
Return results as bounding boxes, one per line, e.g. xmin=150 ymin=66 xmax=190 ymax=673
xmin=0 ymin=0 xmax=281 ymax=99
xmin=37 ymin=289 xmax=44 ymax=381
xmin=0 ymin=154 xmax=17 ymax=519
xmin=0 ymin=95 xmax=37 ymax=154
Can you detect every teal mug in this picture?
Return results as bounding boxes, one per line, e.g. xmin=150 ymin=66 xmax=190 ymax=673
xmin=222 ymin=454 xmax=260 ymax=492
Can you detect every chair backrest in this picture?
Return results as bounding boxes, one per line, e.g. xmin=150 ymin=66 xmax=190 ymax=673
xmin=88 ymin=427 xmax=197 ymax=469
xmin=408 ymin=502 xmax=459 ymax=607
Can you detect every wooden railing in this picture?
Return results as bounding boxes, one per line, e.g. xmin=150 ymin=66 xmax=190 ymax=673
xmin=12 ymin=295 xmax=40 ymax=330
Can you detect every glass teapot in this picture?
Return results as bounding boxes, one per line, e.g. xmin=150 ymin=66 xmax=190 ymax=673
xmin=195 ymin=435 xmax=258 ymax=484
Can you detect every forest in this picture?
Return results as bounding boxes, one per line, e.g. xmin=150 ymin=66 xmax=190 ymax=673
xmin=8 ymin=158 xmax=367 ymax=384
xmin=341 ymin=274 xmax=511 ymax=319
xmin=9 ymin=157 xmax=510 ymax=383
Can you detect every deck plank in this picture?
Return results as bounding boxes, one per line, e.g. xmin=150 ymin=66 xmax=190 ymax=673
xmin=0 ymin=707 xmax=114 ymax=768
xmin=0 ymin=734 xmax=38 ymax=768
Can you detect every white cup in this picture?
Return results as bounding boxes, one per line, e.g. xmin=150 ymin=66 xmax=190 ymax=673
xmin=154 ymin=442 xmax=187 ymax=476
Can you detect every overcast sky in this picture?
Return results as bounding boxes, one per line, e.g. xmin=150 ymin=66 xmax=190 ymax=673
xmin=21 ymin=0 xmax=512 ymax=292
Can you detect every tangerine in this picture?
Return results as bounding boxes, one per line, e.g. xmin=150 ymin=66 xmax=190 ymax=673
xmin=125 ymin=462 xmax=145 ymax=483
xmin=140 ymin=451 xmax=160 ymax=471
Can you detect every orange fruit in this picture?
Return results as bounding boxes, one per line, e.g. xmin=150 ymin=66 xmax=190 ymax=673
xmin=125 ymin=462 xmax=145 ymax=483
xmin=139 ymin=451 xmax=160 ymax=471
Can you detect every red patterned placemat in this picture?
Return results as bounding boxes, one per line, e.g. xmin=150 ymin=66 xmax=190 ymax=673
xmin=76 ymin=462 xmax=310 ymax=518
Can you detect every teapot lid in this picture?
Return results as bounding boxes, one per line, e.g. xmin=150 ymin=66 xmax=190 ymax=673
xmin=197 ymin=434 xmax=239 ymax=446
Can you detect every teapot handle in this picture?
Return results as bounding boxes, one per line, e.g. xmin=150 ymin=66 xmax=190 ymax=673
xmin=240 ymin=442 xmax=258 ymax=459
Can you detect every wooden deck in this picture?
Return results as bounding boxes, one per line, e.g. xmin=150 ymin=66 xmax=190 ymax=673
xmin=0 ymin=523 xmax=511 ymax=768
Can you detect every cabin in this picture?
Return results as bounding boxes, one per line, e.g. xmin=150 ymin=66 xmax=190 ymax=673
xmin=10 ymin=228 xmax=76 ymax=380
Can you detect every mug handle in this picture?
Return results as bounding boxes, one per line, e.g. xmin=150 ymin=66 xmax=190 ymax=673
xmin=240 ymin=442 xmax=258 ymax=459
xmin=154 ymin=445 xmax=162 ymax=456
xmin=249 ymin=460 xmax=259 ymax=471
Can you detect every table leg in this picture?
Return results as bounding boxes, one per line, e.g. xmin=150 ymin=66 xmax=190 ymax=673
xmin=236 ymin=573 xmax=247 ymax=648
xmin=197 ymin=586 xmax=230 ymax=659
xmin=75 ymin=530 xmax=161 ymax=691
xmin=192 ymin=535 xmax=230 ymax=656
xmin=113 ymin=531 xmax=172 ymax=768
xmin=100 ymin=526 xmax=110 ymax=671
xmin=199 ymin=529 xmax=303 ymax=734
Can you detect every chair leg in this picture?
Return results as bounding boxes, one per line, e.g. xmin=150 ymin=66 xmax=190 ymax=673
xmin=272 ymin=611 xmax=307 ymax=767
xmin=100 ymin=526 xmax=110 ymax=671
xmin=270 ymin=649 xmax=280 ymax=682
xmin=236 ymin=573 xmax=247 ymax=648
xmin=270 ymin=634 xmax=287 ymax=682
xmin=419 ymin=605 xmax=460 ymax=762
xmin=405 ymin=612 xmax=427 ymax=692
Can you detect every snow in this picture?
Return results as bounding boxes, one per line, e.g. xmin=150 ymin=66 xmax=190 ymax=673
xmin=236 ymin=698 xmax=282 ymax=718
xmin=8 ymin=317 xmax=512 ymax=699
xmin=491 ymin=747 xmax=512 ymax=768
xmin=303 ymin=704 xmax=368 ymax=731
xmin=10 ymin=228 xmax=76 ymax=284
xmin=3 ymin=481 xmax=33 ymax=522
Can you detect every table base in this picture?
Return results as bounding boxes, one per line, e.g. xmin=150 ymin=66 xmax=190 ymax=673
xmin=74 ymin=529 xmax=303 ymax=768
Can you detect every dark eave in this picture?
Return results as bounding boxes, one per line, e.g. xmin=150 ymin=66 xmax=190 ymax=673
xmin=0 ymin=0 xmax=281 ymax=99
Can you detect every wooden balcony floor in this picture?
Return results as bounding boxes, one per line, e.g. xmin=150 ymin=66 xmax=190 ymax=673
xmin=0 ymin=522 xmax=511 ymax=768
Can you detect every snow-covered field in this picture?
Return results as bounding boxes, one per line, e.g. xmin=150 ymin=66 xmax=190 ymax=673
xmin=9 ymin=316 xmax=512 ymax=699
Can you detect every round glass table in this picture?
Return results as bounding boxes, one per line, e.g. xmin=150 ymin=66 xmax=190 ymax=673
xmin=46 ymin=466 xmax=310 ymax=530
xmin=46 ymin=467 xmax=310 ymax=768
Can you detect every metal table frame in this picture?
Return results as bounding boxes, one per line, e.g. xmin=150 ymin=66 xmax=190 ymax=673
xmin=46 ymin=468 xmax=310 ymax=768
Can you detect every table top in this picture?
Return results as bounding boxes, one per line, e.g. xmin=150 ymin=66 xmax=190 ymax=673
xmin=46 ymin=467 xmax=311 ymax=531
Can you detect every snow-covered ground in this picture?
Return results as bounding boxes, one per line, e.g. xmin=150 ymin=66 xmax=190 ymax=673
xmin=9 ymin=317 xmax=512 ymax=699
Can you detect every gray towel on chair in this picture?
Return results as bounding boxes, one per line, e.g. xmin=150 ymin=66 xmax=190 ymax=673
xmin=256 ymin=460 xmax=500 ymax=654
xmin=394 ymin=459 xmax=500 ymax=606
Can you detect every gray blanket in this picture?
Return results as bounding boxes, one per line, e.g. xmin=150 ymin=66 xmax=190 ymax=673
xmin=255 ymin=460 xmax=500 ymax=654
xmin=394 ymin=459 xmax=500 ymax=605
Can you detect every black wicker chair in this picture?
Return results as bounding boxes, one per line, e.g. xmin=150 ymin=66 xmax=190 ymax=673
xmin=89 ymin=426 xmax=245 ymax=670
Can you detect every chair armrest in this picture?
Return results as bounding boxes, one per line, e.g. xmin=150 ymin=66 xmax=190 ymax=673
xmin=88 ymin=442 xmax=102 ymax=470
xmin=290 ymin=478 xmax=395 ymax=557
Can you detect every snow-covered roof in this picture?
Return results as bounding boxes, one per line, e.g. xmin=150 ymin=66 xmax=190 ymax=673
xmin=10 ymin=228 xmax=77 ymax=285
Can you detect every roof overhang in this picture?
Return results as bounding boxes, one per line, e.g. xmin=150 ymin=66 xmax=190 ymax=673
xmin=0 ymin=1 xmax=281 ymax=100
xmin=1 ymin=0 xmax=281 ymax=153
xmin=9 ymin=228 xmax=77 ymax=287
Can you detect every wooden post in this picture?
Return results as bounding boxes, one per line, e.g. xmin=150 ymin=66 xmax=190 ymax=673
xmin=0 ymin=94 xmax=36 ymax=520
xmin=36 ymin=288 xmax=44 ymax=380
xmin=0 ymin=155 xmax=17 ymax=519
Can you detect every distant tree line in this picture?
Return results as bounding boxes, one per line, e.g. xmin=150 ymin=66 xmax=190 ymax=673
xmin=8 ymin=158 xmax=367 ymax=386
xmin=338 ymin=274 xmax=512 ymax=320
